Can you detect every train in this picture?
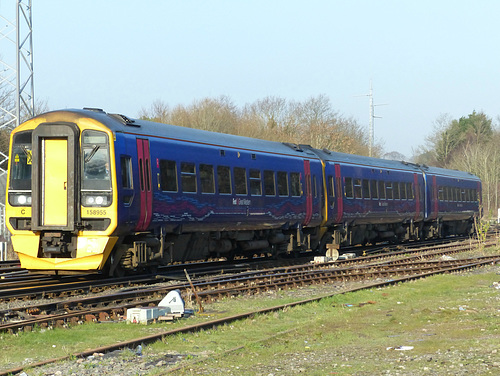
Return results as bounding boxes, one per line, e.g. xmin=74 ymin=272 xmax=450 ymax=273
xmin=5 ymin=108 xmax=481 ymax=275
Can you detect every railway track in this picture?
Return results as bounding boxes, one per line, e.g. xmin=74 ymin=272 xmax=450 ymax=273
xmin=0 ymin=238 xmax=497 ymax=335
xmin=1 ymin=245 xmax=498 ymax=376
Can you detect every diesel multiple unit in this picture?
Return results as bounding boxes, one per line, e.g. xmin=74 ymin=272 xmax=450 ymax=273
xmin=6 ymin=109 xmax=481 ymax=275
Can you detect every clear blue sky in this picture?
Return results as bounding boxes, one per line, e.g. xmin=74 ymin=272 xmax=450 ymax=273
xmin=28 ymin=1 xmax=500 ymax=156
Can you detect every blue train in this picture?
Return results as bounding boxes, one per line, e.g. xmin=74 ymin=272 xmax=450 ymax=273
xmin=6 ymin=108 xmax=481 ymax=275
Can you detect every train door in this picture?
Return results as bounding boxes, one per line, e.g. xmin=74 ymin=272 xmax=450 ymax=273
xmin=31 ymin=123 xmax=78 ymax=231
xmin=334 ymin=163 xmax=343 ymax=223
xmin=413 ymin=173 xmax=421 ymax=221
xmin=303 ymin=160 xmax=313 ymax=226
xmin=135 ymin=138 xmax=153 ymax=231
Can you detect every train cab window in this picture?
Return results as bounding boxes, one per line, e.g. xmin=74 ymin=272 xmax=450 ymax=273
xmin=353 ymin=178 xmax=362 ymax=199
xmin=234 ymin=167 xmax=247 ymax=195
xmin=200 ymin=164 xmax=215 ymax=194
xmin=277 ymin=171 xmax=289 ymax=196
xmin=9 ymin=131 xmax=32 ymax=191
xmin=82 ymin=130 xmax=111 ymax=191
xmin=378 ymin=180 xmax=386 ymax=199
xmin=290 ymin=172 xmax=301 ymax=197
xmin=249 ymin=169 xmax=262 ymax=196
xmin=120 ymin=156 xmax=134 ymax=189
xmin=393 ymin=182 xmax=400 ymax=200
xmin=264 ymin=170 xmax=276 ymax=196
xmin=181 ymin=162 xmax=197 ymax=193
xmin=385 ymin=182 xmax=393 ymax=200
xmin=370 ymin=180 xmax=378 ymax=199
xmin=159 ymin=159 xmax=177 ymax=192
xmin=217 ymin=166 xmax=231 ymax=194
xmin=362 ymin=179 xmax=370 ymax=199
xmin=8 ymin=131 xmax=32 ymax=206
xmin=345 ymin=177 xmax=354 ymax=198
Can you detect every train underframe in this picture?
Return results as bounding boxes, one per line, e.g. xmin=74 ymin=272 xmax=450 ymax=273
xmin=105 ymin=217 xmax=475 ymax=276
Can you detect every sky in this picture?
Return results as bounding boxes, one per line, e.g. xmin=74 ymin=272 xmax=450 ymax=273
xmin=4 ymin=0 xmax=500 ymax=157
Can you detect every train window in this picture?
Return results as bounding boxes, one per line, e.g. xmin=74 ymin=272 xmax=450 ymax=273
xmin=378 ymin=181 xmax=386 ymax=199
xmin=370 ymin=180 xmax=378 ymax=199
xmin=362 ymin=179 xmax=370 ymax=199
xmin=345 ymin=177 xmax=353 ymax=198
xmin=401 ymin=183 xmax=407 ymax=200
xmin=159 ymin=160 xmax=177 ymax=192
xmin=290 ymin=172 xmax=301 ymax=197
xmin=385 ymin=182 xmax=393 ymax=200
xmin=446 ymin=186 xmax=451 ymax=201
xmin=313 ymin=176 xmax=318 ymax=198
xmin=121 ymin=156 xmax=134 ymax=189
xmin=438 ymin=186 xmax=443 ymax=201
xmin=264 ymin=170 xmax=276 ymax=196
xmin=250 ymin=169 xmax=262 ymax=196
xmin=461 ymin=189 xmax=466 ymax=202
xmin=181 ymin=162 xmax=197 ymax=193
xmin=82 ymin=130 xmax=111 ymax=191
xmin=234 ymin=167 xmax=247 ymax=195
xmin=407 ymin=183 xmax=413 ymax=200
xmin=393 ymin=182 xmax=400 ymax=200
xmin=200 ymin=164 xmax=215 ymax=194
xmin=217 ymin=166 xmax=231 ymax=194
xmin=353 ymin=179 xmax=362 ymax=199
xmin=9 ymin=131 xmax=33 ymax=191
xmin=328 ymin=176 xmax=335 ymax=198
xmin=277 ymin=171 xmax=289 ymax=196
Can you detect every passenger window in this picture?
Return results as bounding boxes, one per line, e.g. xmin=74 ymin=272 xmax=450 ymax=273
xmin=120 ymin=156 xmax=133 ymax=189
xmin=345 ymin=177 xmax=353 ymax=198
xmin=234 ymin=167 xmax=247 ymax=195
xmin=362 ymin=179 xmax=370 ymax=199
xmin=370 ymin=180 xmax=378 ymax=199
xmin=181 ymin=162 xmax=197 ymax=193
xmin=200 ymin=164 xmax=215 ymax=194
xmin=393 ymin=182 xmax=400 ymax=200
xmin=290 ymin=172 xmax=301 ymax=197
xmin=217 ymin=166 xmax=231 ymax=194
xmin=401 ymin=183 xmax=407 ymax=200
xmin=328 ymin=176 xmax=335 ymax=197
xmin=277 ymin=171 xmax=289 ymax=196
xmin=438 ymin=186 xmax=444 ymax=201
xmin=159 ymin=159 xmax=177 ymax=192
xmin=354 ymin=178 xmax=362 ymax=199
xmin=264 ymin=170 xmax=276 ymax=196
xmin=407 ymin=183 xmax=413 ymax=200
xmin=250 ymin=169 xmax=262 ymax=196
xmin=378 ymin=181 xmax=386 ymax=199
xmin=386 ymin=182 xmax=393 ymax=199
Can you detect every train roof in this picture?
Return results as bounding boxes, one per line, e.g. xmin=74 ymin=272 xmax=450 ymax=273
xmin=24 ymin=108 xmax=481 ymax=182
xmin=32 ymin=108 xmax=321 ymax=160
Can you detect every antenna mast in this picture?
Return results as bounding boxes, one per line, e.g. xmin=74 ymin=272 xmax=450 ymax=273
xmin=0 ymin=0 xmax=34 ymax=260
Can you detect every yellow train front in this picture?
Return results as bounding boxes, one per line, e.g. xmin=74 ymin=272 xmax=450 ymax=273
xmin=6 ymin=109 xmax=119 ymax=274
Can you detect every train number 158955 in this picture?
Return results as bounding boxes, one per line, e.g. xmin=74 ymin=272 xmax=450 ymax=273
xmin=84 ymin=209 xmax=107 ymax=216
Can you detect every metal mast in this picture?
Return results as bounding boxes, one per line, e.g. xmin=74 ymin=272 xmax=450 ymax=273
xmin=0 ymin=0 xmax=34 ymax=260
xmin=366 ymin=80 xmax=387 ymax=157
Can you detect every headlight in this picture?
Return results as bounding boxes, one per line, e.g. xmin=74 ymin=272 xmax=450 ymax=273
xmin=9 ymin=193 xmax=32 ymax=206
xmin=82 ymin=193 xmax=111 ymax=207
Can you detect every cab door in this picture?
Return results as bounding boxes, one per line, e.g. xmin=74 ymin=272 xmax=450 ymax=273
xmin=31 ymin=123 xmax=79 ymax=231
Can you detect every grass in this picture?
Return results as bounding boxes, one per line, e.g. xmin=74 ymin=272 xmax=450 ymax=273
xmin=1 ymin=263 xmax=499 ymax=375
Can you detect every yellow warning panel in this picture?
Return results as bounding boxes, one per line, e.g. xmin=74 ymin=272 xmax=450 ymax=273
xmin=43 ymin=139 xmax=68 ymax=226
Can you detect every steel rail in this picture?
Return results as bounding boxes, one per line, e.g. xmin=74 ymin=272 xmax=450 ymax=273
xmin=1 ymin=254 xmax=498 ymax=376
